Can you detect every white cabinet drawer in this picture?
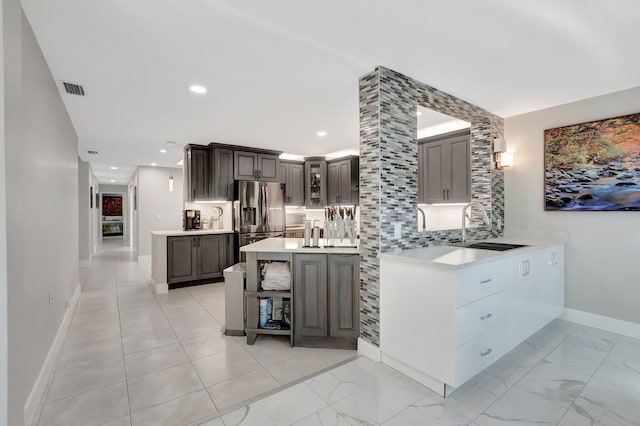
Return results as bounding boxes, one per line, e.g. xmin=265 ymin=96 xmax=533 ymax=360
xmin=456 ymin=260 xmax=507 ymax=307
xmin=455 ymin=327 xmax=506 ymax=386
xmin=456 ymin=291 xmax=505 ymax=347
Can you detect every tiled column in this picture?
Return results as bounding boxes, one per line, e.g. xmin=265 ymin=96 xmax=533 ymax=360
xmin=358 ymin=66 xmax=504 ymax=347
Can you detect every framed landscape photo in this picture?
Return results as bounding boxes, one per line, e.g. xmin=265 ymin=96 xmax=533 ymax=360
xmin=544 ymin=112 xmax=640 ymax=211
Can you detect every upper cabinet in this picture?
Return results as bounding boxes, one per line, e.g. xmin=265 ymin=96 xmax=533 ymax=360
xmin=280 ymin=161 xmax=305 ymax=206
xmin=233 ymin=151 xmax=280 ymax=181
xmin=327 ymin=156 xmax=359 ymax=205
xmin=185 ymin=145 xmax=211 ymax=201
xmin=304 ymin=159 xmax=327 ymax=209
xmin=418 ymin=130 xmax=470 ymax=204
xmin=211 ymin=148 xmax=234 ymax=200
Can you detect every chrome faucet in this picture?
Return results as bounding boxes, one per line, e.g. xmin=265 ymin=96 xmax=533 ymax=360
xmin=461 ymin=202 xmax=491 ymax=244
xmin=417 ymin=207 xmax=426 ymax=230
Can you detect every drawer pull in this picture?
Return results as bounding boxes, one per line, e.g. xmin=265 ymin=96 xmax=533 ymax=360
xmin=480 ymin=348 xmax=493 ymax=357
xmin=480 ymin=278 xmax=492 ymax=284
xmin=480 ymin=313 xmax=493 ymax=320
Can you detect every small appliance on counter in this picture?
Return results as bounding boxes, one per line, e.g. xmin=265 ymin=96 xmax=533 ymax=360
xmin=183 ymin=209 xmax=201 ymax=230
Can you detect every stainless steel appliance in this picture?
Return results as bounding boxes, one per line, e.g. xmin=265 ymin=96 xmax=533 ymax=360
xmin=234 ymin=181 xmax=285 ymax=260
xmin=183 ymin=209 xmax=201 ymax=230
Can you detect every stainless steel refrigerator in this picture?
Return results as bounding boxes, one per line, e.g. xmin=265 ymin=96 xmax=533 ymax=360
xmin=234 ymin=181 xmax=285 ymax=260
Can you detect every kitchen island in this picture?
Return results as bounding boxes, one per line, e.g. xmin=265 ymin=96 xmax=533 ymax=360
xmin=379 ymin=236 xmax=566 ymax=397
xmin=149 ymin=229 xmax=234 ymax=294
xmin=241 ymin=238 xmax=359 ymax=349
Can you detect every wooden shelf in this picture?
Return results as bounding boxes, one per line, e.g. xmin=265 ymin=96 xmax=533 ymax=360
xmin=245 ymin=290 xmax=291 ymax=298
xmin=246 ymin=328 xmax=291 ymax=336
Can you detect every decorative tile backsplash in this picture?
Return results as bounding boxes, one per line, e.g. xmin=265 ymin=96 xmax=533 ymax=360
xmin=359 ymin=66 xmax=504 ymax=346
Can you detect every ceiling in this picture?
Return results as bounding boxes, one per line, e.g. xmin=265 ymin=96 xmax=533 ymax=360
xmin=21 ymin=0 xmax=640 ymax=184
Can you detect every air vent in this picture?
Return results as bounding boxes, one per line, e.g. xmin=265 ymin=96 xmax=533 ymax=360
xmin=87 ymin=150 xmax=98 ymax=155
xmin=62 ymin=81 xmax=86 ymax=96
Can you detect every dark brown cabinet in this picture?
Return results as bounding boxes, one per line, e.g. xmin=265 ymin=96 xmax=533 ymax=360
xmin=279 ymin=161 xmax=305 ymax=206
xmin=211 ymin=148 xmax=234 ymax=200
xmin=167 ymin=233 xmax=234 ymax=285
xmin=418 ymin=130 xmax=470 ymax=204
xmin=185 ymin=145 xmax=234 ymax=201
xmin=294 ymin=253 xmax=359 ymax=348
xmin=185 ymin=146 xmax=211 ymax=201
xmin=327 ymin=156 xmax=359 ymax=205
xmin=233 ymin=151 xmax=280 ymax=181
xmin=304 ymin=159 xmax=327 ymax=208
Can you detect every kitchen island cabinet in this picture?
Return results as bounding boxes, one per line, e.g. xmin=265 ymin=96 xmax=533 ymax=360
xmin=150 ymin=229 xmax=234 ymax=293
xmin=241 ymin=238 xmax=359 ymax=348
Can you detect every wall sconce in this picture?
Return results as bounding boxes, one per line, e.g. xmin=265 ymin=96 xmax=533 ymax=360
xmin=168 ymin=174 xmax=174 ymax=192
xmin=493 ymin=137 xmax=514 ymax=169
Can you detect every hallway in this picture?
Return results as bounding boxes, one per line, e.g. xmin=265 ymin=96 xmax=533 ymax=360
xmin=35 ymin=242 xmax=355 ymax=425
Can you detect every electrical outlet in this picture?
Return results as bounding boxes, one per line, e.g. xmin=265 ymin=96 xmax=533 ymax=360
xmin=519 ymin=260 xmax=530 ymax=276
xmin=394 ymin=222 xmax=402 ymax=239
xmin=49 ymin=292 xmax=54 ymax=304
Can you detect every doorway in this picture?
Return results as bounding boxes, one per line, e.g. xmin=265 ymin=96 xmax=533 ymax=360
xmin=101 ymin=193 xmax=125 ymax=240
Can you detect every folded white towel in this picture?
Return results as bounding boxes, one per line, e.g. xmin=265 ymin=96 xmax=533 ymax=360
xmin=263 ymin=262 xmax=290 ymax=280
xmin=261 ymin=278 xmax=290 ymax=291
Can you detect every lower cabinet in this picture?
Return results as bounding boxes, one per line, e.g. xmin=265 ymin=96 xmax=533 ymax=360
xmin=294 ymin=253 xmax=359 ymax=349
xmin=167 ymin=234 xmax=234 ymax=285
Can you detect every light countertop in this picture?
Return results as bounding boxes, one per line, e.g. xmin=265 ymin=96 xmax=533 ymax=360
xmin=150 ymin=229 xmax=234 ymax=237
xmin=380 ymin=237 xmax=565 ymax=269
xmin=240 ymin=238 xmax=359 ymax=254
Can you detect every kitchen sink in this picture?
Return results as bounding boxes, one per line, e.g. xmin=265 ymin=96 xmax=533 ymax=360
xmin=462 ymin=242 xmax=528 ymax=251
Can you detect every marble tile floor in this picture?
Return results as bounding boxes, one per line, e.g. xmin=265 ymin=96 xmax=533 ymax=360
xmin=201 ymin=318 xmax=640 ymax=425
xmin=35 ymin=240 xmax=356 ymax=426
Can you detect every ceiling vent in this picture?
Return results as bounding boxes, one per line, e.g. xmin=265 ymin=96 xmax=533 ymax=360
xmin=87 ymin=150 xmax=98 ymax=155
xmin=61 ymin=81 xmax=86 ymax=96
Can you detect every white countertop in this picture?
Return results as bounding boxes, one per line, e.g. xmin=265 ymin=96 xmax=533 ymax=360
xmin=240 ymin=238 xmax=359 ymax=254
xmin=380 ymin=237 xmax=565 ymax=269
xmin=150 ymin=229 xmax=234 ymax=237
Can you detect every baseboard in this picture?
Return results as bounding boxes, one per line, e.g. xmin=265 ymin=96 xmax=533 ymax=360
xmin=357 ymin=337 xmax=381 ymax=362
xmin=149 ymin=276 xmax=168 ymax=295
xmin=562 ymin=308 xmax=640 ymax=340
xmin=24 ymin=282 xmax=81 ymax=426
xmin=381 ymin=352 xmax=447 ymax=397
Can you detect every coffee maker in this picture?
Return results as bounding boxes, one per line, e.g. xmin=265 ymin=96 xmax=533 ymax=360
xmin=183 ymin=209 xmax=201 ymax=230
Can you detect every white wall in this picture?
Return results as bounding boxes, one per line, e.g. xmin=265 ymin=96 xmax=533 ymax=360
xmin=505 ymin=86 xmax=640 ymax=324
xmin=3 ymin=9 xmax=79 ymax=424
xmin=136 ymin=166 xmax=183 ymax=257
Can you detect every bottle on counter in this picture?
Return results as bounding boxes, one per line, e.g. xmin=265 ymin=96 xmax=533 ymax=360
xmin=312 ymin=220 xmax=320 ymax=247
xmin=303 ymin=220 xmax=312 ymax=247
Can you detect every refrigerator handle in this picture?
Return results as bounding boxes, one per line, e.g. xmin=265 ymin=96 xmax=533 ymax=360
xmin=261 ymin=184 xmax=268 ymax=225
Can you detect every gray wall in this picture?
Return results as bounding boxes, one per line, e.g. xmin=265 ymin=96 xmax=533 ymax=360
xmin=0 ymin=0 xmax=9 ymax=421
xmin=78 ymin=159 xmax=91 ymax=261
xmin=4 ymin=9 xmax=79 ymax=424
xmin=505 ymin=86 xmax=640 ymax=324
xmin=136 ymin=166 xmax=183 ymax=257
xmin=358 ymin=66 xmax=504 ymax=346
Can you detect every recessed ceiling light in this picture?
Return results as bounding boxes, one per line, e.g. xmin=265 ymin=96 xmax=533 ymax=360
xmin=160 ymin=149 xmax=167 ymax=154
xmin=109 ymin=179 xmax=116 ymax=183
xmin=110 ymin=166 xmax=118 ymax=170
xmin=316 ymin=131 xmax=327 ymax=137
xmin=151 ymin=163 xmax=157 ymax=166
xmin=417 ymin=111 xmax=423 ymax=116
xmin=189 ymin=85 xmax=207 ymax=94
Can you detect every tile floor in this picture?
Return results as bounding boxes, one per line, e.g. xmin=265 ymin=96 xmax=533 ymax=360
xmin=35 ymin=241 xmax=356 ymax=426
xmin=204 ymin=314 xmax=640 ymax=425
xmin=36 ymin=240 xmax=640 ymax=425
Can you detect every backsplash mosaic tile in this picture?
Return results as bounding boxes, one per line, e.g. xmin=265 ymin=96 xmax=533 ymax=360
xmin=359 ymin=66 xmax=504 ymax=346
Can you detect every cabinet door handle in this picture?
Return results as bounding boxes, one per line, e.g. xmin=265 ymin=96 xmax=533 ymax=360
xmin=193 ymin=189 xmax=196 ymax=199
xmin=480 ymin=278 xmax=492 ymax=284
xmin=446 ymin=189 xmax=450 ymax=199
xmin=480 ymin=348 xmax=493 ymax=357
xmin=480 ymin=313 xmax=493 ymax=320
xmin=443 ymin=189 xmax=445 ymax=200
